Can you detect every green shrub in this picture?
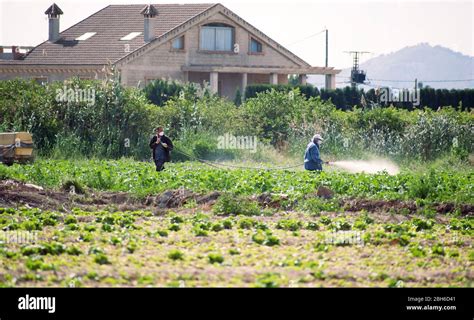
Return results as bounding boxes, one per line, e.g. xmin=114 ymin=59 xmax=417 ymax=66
xmin=64 ymin=215 xmax=77 ymax=225
xmin=168 ymin=224 xmax=181 ymax=232
xmin=320 ymin=216 xmax=332 ymax=225
xmin=66 ymin=246 xmax=82 ymax=256
xmin=143 ymin=79 xmax=188 ymax=106
xmin=330 ymin=218 xmax=352 ymax=231
xmin=83 ymin=224 xmax=97 ymax=232
xmin=238 ymin=217 xmax=256 ymax=230
xmin=168 ymin=250 xmax=184 ymax=261
xmin=252 ymin=231 xmax=266 ymax=245
xmin=208 ymin=253 xmax=224 ymax=264
xmin=26 ymin=257 xmax=54 ymax=271
xmin=213 ymin=194 xmax=260 ymax=216
xmin=431 ymin=243 xmax=445 ymax=256
xmin=101 ymin=224 xmax=114 ymax=232
xmin=229 ymin=248 xmax=240 ymax=255
xmin=412 ymin=218 xmax=434 ymax=231
xmin=211 ymin=223 xmax=224 ymax=232
xmin=169 ymin=215 xmax=185 ymax=224
xmin=276 ymin=219 xmax=302 ymax=231
xmin=252 ymin=230 xmax=280 ymax=246
xmin=255 ymin=273 xmax=283 ymax=288
xmin=353 ymin=220 xmax=367 ymax=230
xmin=409 ymin=244 xmax=426 ymax=257
xmin=448 ymin=218 xmax=472 ymax=233
xmin=94 ymin=253 xmax=110 ymax=265
xmin=468 ymin=250 xmax=474 ymax=262
xmin=127 ymin=241 xmax=138 ymax=253
xmin=306 ymin=222 xmax=320 ymax=231
xmin=265 ymin=235 xmax=280 ymax=246
xmin=156 ymin=229 xmax=169 ymax=237
xmin=192 ymin=227 xmax=208 ymax=237
xmin=0 ymin=78 xmax=159 ymax=159
xmin=222 ymin=219 xmax=233 ymax=229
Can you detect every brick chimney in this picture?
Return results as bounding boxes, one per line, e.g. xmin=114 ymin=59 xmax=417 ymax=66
xmin=45 ymin=3 xmax=63 ymax=42
xmin=140 ymin=4 xmax=158 ymax=42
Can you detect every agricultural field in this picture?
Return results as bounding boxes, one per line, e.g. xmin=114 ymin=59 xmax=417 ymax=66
xmin=1 ymin=80 xmax=473 ymax=289
xmin=0 ymin=160 xmax=472 ymax=287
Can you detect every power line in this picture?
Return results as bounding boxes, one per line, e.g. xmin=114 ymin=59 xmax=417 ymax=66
xmin=368 ymin=78 xmax=474 ymax=83
xmin=287 ymin=29 xmax=326 ymax=47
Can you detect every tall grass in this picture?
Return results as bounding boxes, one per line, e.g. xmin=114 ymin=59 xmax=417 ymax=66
xmin=1 ymin=79 xmax=472 ymax=163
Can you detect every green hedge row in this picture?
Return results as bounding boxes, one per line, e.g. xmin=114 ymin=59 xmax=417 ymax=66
xmin=244 ymin=84 xmax=474 ymax=111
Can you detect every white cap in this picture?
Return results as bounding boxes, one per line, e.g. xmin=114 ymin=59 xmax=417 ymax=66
xmin=313 ymin=134 xmax=324 ymax=142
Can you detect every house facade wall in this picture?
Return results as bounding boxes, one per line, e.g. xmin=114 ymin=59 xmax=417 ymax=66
xmin=120 ymin=11 xmax=299 ymax=98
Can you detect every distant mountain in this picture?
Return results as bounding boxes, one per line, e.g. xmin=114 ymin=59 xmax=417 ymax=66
xmin=309 ymin=43 xmax=474 ymax=89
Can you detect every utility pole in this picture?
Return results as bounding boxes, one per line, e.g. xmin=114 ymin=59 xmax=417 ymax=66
xmin=325 ymin=29 xmax=328 ymax=67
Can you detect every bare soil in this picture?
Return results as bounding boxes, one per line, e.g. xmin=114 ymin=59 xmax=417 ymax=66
xmin=0 ymin=179 xmax=472 ymax=216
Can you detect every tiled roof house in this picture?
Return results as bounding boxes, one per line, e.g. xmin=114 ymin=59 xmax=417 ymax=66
xmin=0 ymin=3 xmax=340 ymax=98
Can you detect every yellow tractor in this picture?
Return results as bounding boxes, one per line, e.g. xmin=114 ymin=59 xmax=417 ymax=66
xmin=0 ymin=132 xmax=35 ymax=165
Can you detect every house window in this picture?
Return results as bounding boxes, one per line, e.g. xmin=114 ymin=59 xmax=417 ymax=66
xmin=172 ymin=36 xmax=185 ymax=50
xmin=200 ymin=23 xmax=233 ymax=51
xmin=250 ymin=38 xmax=263 ymax=53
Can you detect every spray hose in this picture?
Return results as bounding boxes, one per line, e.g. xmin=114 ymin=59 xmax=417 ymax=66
xmin=173 ymin=148 xmax=304 ymax=171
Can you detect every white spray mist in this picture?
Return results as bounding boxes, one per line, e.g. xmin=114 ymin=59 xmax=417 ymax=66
xmin=330 ymin=159 xmax=400 ymax=175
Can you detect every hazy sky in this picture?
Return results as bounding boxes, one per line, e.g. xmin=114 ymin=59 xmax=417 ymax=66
xmin=1 ymin=0 xmax=472 ymax=69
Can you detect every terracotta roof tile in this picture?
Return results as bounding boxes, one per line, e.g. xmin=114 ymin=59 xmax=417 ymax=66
xmin=6 ymin=4 xmax=215 ymax=65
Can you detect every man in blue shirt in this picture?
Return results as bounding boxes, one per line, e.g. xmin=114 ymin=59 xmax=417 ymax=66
xmin=304 ymin=134 xmax=328 ymax=171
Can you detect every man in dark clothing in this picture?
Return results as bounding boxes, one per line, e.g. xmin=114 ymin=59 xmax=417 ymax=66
xmin=149 ymin=127 xmax=173 ymax=171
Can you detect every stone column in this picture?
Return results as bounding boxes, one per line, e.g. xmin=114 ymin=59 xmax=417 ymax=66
xmin=325 ymin=74 xmax=336 ymax=90
xmin=269 ymin=73 xmax=278 ymax=85
xmin=241 ymin=73 xmax=248 ymax=98
xmin=210 ymin=72 xmax=219 ymax=94
xmin=299 ymin=74 xmax=307 ymax=85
